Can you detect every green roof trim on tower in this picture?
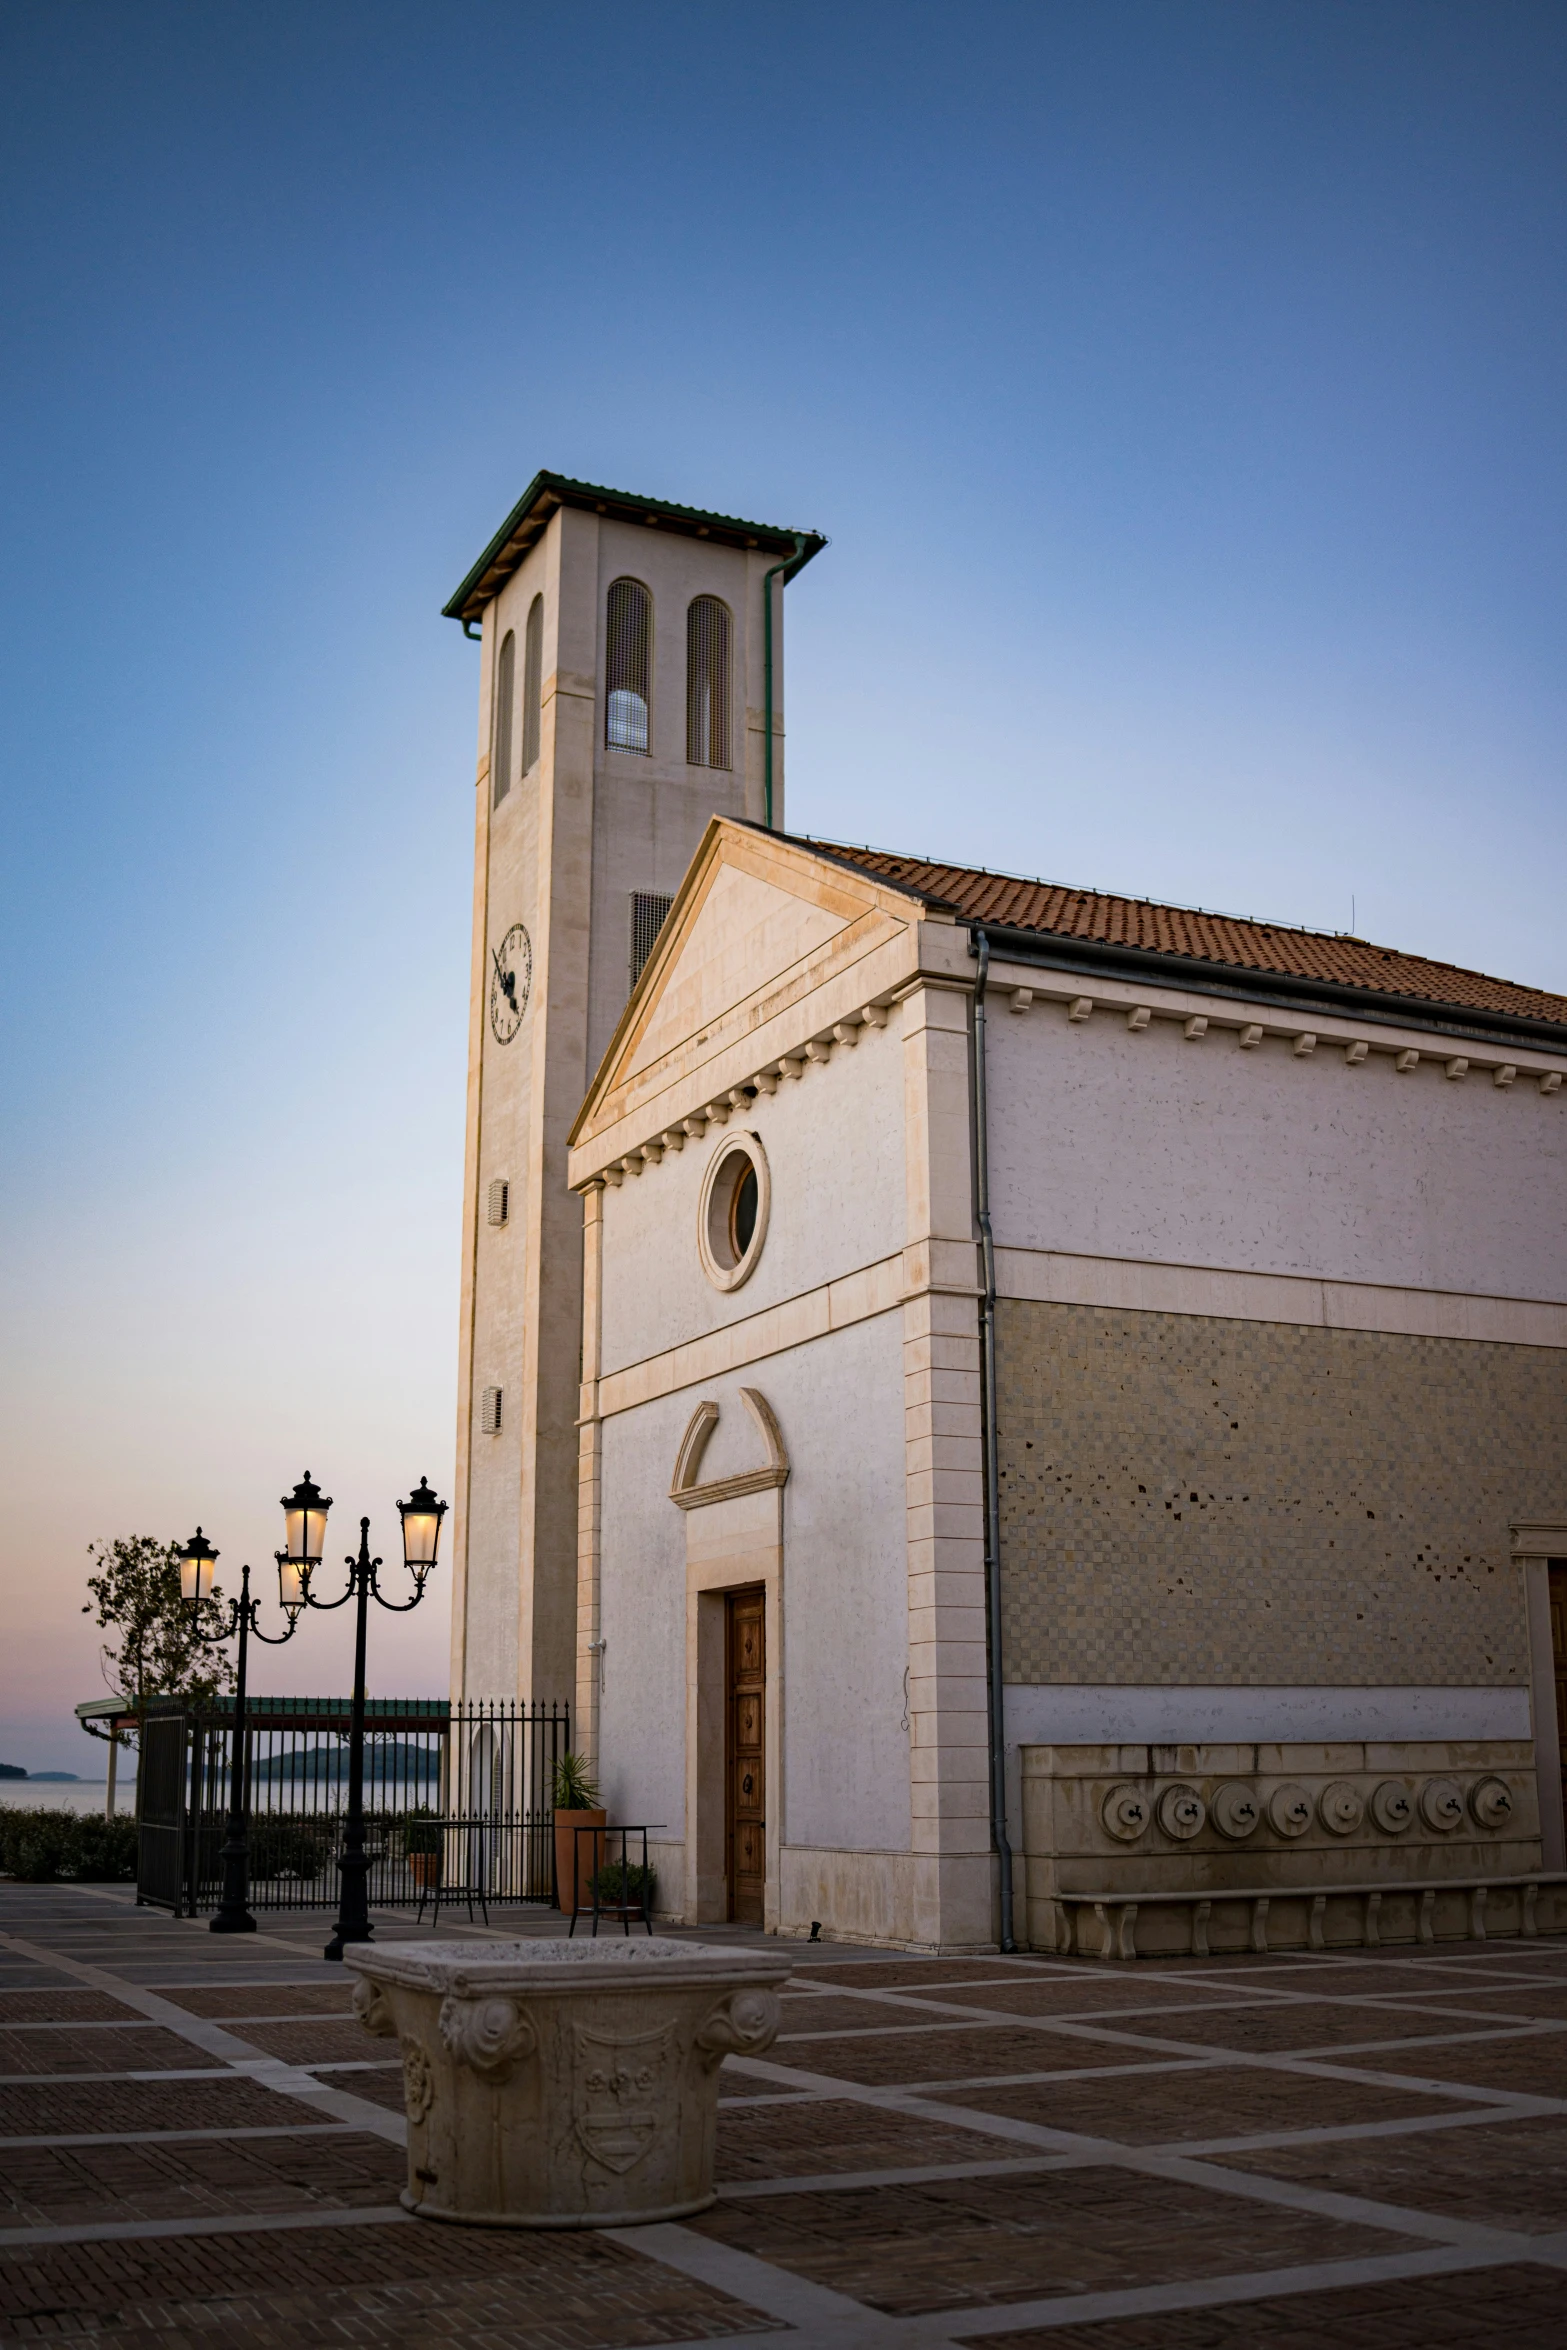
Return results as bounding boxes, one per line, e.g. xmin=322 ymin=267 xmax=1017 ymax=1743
xmin=442 ymin=472 xmax=827 ymax=626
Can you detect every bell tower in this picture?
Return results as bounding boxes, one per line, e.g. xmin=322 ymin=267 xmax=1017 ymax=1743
xmin=443 ymin=474 xmax=825 ymax=1703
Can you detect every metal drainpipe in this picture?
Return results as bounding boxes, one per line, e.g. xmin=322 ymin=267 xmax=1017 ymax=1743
xmin=761 ymin=534 xmax=810 ymax=830
xmin=971 ymin=927 xmax=1017 ymax=1951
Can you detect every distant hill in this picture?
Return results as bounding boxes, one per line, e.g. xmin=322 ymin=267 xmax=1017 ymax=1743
xmin=0 ymin=1765 xmax=25 ymax=1780
xmin=253 ymin=1745 xmax=438 ymax=1785
xmin=28 ymin=1773 xmax=81 ymax=1783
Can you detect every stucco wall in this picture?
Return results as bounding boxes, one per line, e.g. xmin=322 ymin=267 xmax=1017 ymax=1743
xmin=596 ymin=1311 xmax=912 ymax=1860
xmin=986 ymin=995 xmax=1567 ymax=1302
xmin=596 ymin=1395 xmax=687 ymax=1837
xmin=597 ymin=1017 xmax=907 ymax=1380
xmin=996 ymin=1297 xmax=1567 ymax=1689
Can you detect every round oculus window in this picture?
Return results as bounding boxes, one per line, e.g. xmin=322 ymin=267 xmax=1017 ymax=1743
xmin=698 ymin=1134 xmax=770 ymax=1292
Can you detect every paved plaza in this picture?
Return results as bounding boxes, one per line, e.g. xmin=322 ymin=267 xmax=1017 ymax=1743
xmin=3 ymin=1886 xmax=1567 ymax=2344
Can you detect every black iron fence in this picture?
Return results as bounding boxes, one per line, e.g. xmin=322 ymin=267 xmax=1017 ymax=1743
xmin=135 ymin=1697 xmax=568 ymax=1916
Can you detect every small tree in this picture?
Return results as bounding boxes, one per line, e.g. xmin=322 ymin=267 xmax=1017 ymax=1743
xmin=81 ymin=1535 xmax=234 ymax=1738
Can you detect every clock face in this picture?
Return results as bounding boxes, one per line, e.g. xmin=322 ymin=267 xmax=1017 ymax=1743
xmin=489 ymin=923 xmax=532 ymax=1044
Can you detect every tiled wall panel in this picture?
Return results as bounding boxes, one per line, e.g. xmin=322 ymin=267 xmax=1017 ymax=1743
xmin=997 ymin=1299 xmax=1567 ymax=1686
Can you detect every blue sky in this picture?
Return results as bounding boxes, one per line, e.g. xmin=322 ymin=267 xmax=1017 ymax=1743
xmin=2 ymin=2 xmax=1563 ymax=1765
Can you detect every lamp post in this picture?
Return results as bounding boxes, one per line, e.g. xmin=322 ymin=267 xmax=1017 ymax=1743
xmin=282 ymin=1472 xmax=446 ymax=1962
xmin=178 ymin=1526 xmax=303 ymax=1935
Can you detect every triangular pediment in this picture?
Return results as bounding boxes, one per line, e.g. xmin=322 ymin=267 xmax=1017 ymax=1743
xmin=570 ymin=821 xmax=932 ymax=1153
xmin=627 ymin=862 xmax=850 ymax=1083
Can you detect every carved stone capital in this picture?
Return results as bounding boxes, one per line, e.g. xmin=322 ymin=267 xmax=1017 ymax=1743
xmin=352 ymin=1976 xmax=396 ymax=2037
xmin=438 ymin=1994 xmax=537 ymax=2081
xmin=692 ymin=1987 xmax=781 ymax=2070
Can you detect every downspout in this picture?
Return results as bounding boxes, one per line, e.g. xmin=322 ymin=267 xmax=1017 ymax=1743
xmin=971 ymin=927 xmax=1017 ymax=1951
xmin=761 ymin=534 xmax=811 ymax=831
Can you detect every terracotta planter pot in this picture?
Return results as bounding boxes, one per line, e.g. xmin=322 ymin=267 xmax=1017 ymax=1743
xmin=348 ymin=1937 xmax=788 ymax=2226
xmin=553 ymin=1809 xmax=607 ymax=1912
xmin=409 ymin=1852 xmax=440 ymax=1892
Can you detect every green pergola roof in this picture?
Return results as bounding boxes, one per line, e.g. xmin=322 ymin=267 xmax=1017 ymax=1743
xmin=442 ymin=472 xmax=827 ymax=626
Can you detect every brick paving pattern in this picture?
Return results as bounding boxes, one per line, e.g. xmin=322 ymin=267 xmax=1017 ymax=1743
xmin=925 ymin=1979 xmax=1248 ymax=2017
xmin=161 ymin=1984 xmax=356 ymax=2018
xmin=0 ymin=2222 xmax=784 ymax=2345
xmin=1340 ymin=2031 xmax=1567 ymax=2095
xmin=225 ymin=2017 xmax=396 ymax=2064
xmin=1213 ymin=2111 xmax=1567 ymax=2230
xmin=767 ymin=2023 xmax=1144 ymax=2084
xmin=0 ymin=2129 xmax=408 ymax=2227
xmin=0 ymin=1989 xmax=142 ymax=2023
xmin=1 ymin=1886 xmax=1566 ymax=2347
xmin=688 ymin=2164 xmax=1413 ymax=2314
xmin=0 ymin=2073 xmax=300 ymax=2137
xmin=0 ymin=2023 xmax=203 ymax=2076
xmin=715 ymin=2099 xmax=1019 ymax=2183
xmin=1083 ymin=1997 xmax=1525 ymax=2052
xmin=993 ymin=2263 xmax=1567 ymax=2349
xmin=929 ymin=2062 xmax=1453 ymax=2143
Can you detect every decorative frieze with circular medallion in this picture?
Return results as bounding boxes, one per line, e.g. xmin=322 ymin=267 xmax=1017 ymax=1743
xmin=1157 ymin=1785 xmax=1206 ymax=1840
xmin=1211 ymin=1782 xmax=1261 ymax=1840
xmin=1267 ymin=1784 xmax=1314 ymax=1838
xmin=1419 ymin=1777 xmax=1465 ymax=1833
xmin=1371 ymin=1780 xmax=1414 ymax=1834
xmin=1317 ymin=1782 xmax=1365 ymax=1836
xmin=1101 ymin=1785 xmax=1151 ymax=1841
xmin=1468 ymin=1776 xmax=1514 ymax=1829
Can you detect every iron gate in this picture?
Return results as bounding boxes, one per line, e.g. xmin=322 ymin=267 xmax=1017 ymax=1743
xmin=135 ymin=1697 xmax=568 ymax=1915
xmin=135 ymin=1710 xmax=190 ymax=1911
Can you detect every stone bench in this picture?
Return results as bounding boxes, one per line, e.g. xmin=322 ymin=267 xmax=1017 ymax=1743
xmin=1044 ymin=1871 xmax=1567 ymax=1961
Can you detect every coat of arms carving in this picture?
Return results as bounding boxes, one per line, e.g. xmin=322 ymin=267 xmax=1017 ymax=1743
xmin=572 ymin=2020 xmax=675 ymax=2173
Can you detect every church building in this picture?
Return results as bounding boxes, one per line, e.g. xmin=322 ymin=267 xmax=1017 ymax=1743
xmin=448 ymin=473 xmax=1567 ymax=1956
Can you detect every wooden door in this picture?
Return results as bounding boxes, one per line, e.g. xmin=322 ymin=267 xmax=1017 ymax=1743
xmin=1550 ymin=1564 xmax=1567 ymax=1828
xmin=725 ymin=1588 xmax=766 ymax=1925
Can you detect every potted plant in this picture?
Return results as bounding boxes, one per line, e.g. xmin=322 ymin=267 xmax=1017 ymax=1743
xmin=590 ymin=1855 xmax=657 ymax=1918
xmin=402 ymin=1806 xmax=441 ymax=1893
xmin=551 ymin=1753 xmax=605 ymax=1914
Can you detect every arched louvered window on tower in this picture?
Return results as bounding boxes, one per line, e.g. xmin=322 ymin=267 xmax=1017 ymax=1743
xmin=492 ymin=628 xmax=515 ymax=808
xmin=605 ymin=578 xmax=652 ymax=754
xmin=686 ymin=596 xmax=731 ymax=770
xmin=521 ymin=595 xmax=543 ymax=774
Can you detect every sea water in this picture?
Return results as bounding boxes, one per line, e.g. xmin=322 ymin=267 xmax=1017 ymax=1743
xmin=0 ymin=1781 xmax=137 ymax=1817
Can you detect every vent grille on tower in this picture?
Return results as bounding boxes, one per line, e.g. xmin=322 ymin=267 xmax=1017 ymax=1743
xmin=686 ymin=595 xmax=731 ymax=770
xmin=521 ymin=595 xmax=543 ymax=774
xmin=492 ymin=628 xmax=515 ymax=807
xmin=605 ymin=578 xmax=651 ymax=754
xmin=630 ymin=892 xmax=674 ymax=992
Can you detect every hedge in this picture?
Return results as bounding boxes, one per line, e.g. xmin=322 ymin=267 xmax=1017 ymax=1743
xmin=0 ymin=1808 xmax=138 ymax=1883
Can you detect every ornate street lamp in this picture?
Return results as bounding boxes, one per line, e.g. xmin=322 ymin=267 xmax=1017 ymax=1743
xmin=276 ymin=1470 xmax=331 ymax=1612
xmin=284 ymin=1472 xmax=446 ymax=1961
xmin=179 ymin=1525 xmax=301 ymax=1935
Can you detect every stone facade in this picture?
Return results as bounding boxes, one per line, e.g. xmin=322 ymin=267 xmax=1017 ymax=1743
xmin=996 ymin=1298 xmax=1567 ymax=1690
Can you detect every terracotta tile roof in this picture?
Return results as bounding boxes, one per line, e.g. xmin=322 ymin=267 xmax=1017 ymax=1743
xmin=801 ymin=838 xmax=1567 ymax=1030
